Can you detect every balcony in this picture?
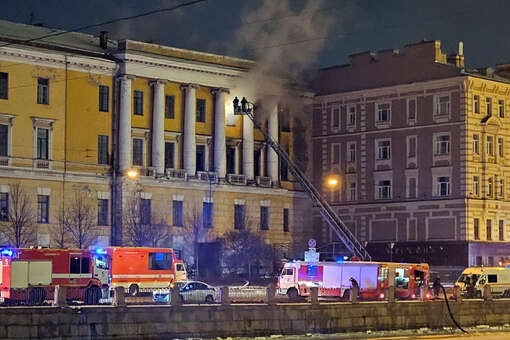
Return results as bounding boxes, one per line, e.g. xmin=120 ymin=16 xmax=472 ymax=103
xmin=34 ymin=160 xmax=50 ymax=169
xmin=146 ymin=167 xmax=157 ymax=177
xmin=197 ymin=171 xmax=218 ymax=183
xmin=227 ymin=174 xmax=247 ymax=186
xmin=0 ymin=157 xmax=9 ymax=166
xmin=256 ymin=176 xmax=272 ymax=188
xmin=165 ymin=168 xmax=187 ymax=181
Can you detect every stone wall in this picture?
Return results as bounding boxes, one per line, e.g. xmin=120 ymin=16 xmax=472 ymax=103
xmin=2 ymin=300 xmax=510 ymax=339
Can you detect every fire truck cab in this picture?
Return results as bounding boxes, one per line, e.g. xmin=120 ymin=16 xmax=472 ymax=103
xmin=0 ymin=248 xmax=107 ymax=305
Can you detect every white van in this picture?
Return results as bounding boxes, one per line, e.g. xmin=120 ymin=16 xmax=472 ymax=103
xmin=455 ymin=267 xmax=510 ymax=298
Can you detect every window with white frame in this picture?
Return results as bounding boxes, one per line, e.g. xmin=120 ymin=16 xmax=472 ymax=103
xmin=377 ymin=180 xmax=391 ymax=200
xmin=473 ymin=176 xmax=479 ymax=196
xmin=377 ymin=140 xmax=391 ymax=160
xmin=499 ymin=100 xmax=505 ymax=118
xmin=488 ymin=177 xmax=493 ymax=197
xmin=36 ymin=127 xmax=49 ymax=160
xmin=436 ymin=176 xmax=450 ymax=196
xmin=473 ymin=134 xmax=479 ymax=154
xmin=348 ymin=142 xmax=356 ymax=163
xmin=348 ymin=105 xmax=356 ymax=126
xmin=473 ymin=95 xmax=480 ymax=114
xmin=331 ymin=107 xmax=340 ymax=128
xmin=0 ymin=124 xmax=8 ymax=157
xmin=436 ymin=95 xmax=450 ymax=116
xmin=435 ymin=134 xmax=450 ymax=155
xmin=331 ymin=143 xmax=340 ymax=164
xmin=486 ymin=97 xmax=492 ymax=116
xmin=132 ymin=138 xmax=144 ymax=166
xmin=487 ymin=136 xmax=494 ymax=155
xmin=500 ymin=179 xmax=505 ymax=197
xmin=349 ymin=182 xmax=356 ymax=201
xmin=377 ymin=103 xmax=390 ymax=122
xmin=498 ymin=138 xmax=504 ymax=157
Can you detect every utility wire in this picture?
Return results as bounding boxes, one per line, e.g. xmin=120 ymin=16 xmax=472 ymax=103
xmin=0 ymin=0 xmax=208 ymax=48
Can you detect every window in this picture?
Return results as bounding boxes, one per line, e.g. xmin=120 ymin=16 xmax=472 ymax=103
xmin=435 ymin=135 xmax=450 ymax=155
xmin=36 ymin=128 xmax=49 ymax=160
xmin=473 ymin=95 xmax=480 ymax=114
xmin=331 ymin=107 xmax=340 ymax=128
xmin=377 ymin=140 xmax=391 ymax=160
xmin=134 ymin=90 xmax=144 ymax=115
xmin=173 ymin=200 xmax=183 ymax=227
xmin=260 ymin=206 xmax=269 ymax=230
xmin=164 ymin=142 xmax=175 ymax=169
xmin=473 ymin=134 xmax=479 ymax=154
xmin=487 ymin=219 xmax=492 ymax=240
xmin=488 ymin=177 xmax=493 ymax=197
xmin=486 ymin=97 xmax=492 ymax=116
xmin=37 ymin=195 xmax=49 ymax=223
xmin=0 ymin=124 xmax=8 ymax=157
xmin=196 ymin=145 xmax=206 ymax=172
xmin=140 ymin=198 xmax=151 ymax=225
xmin=348 ymin=105 xmax=356 ymax=126
xmin=149 ymin=252 xmax=172 ymax=270
xmin=283 ymin=208 xmax=289 ymax=232
xmin=408 ymin=177 xmax=417 ymax=198
xmin=499 ymin=100 xmax=505 ymax=118
xmin=70 ymin=257 xmax=90 ymax=274
xmin=227 ymin=146 xmax=236 ymax=174
xmin=37 ymin=78 xmax=49 ymax=104
xmin=498 ymin=138 xmax=504 ymax=157
xmin=97 ymin=199 xmax=108 ymax=226
xmin=377 ymin=180 xmax=391 ymax=200
xmin=408 ymin=99 xmax=416 ymax=120
xmin=280 ymin=155 xmax=289 ymax=181
xmin=98 ymin=135 xmax=109 ymax=165
xmin=165 ymin=95 xmax=175 ymax=119
xmin=473 ymin=176 xmax=479 ymax=196
xmin=196 ymin=99 xmax=206 ymax=122
xmin=234 ymin=204 xmax=245 ymax=229
xmin=436 ymin=96 xmax=450 ymax=116
xmin=331 ymin=144 xmax=340 ymax=164
xmin=349 ymin=182 xmax=356 ymax=201
xmin=377 ymin=103 xmax=390 ymax=122
xmin=254 ymin=149 xmax=261 ymax=177
xmin=99 ymin=85 xmax=109 ymax=112
xmin=437 ymin=177 xmax=450 ymax=196
xmin=474 ymin=218 xmax=480 ymax=240
xmin=0 ymin=73 xmax=7 ymax=99
xmin=500 ymin=220 xmax=505 ymax=241
xmin=0 ymin=193 xmax=8 ymax=221
xmin=487 ymin=136 xmax=494 ymax=156
xmin=408 ymin=137 xmax=416 ymax=158
xmin=203 ymin=202 xmax=213 ymax=228
xmin=132 ymin=138 xmax=144 ymax=166
xmin=500 ymin=179 xmax=505 ymax=197
xmin=348 ymin=143 xmax=356 ymax=163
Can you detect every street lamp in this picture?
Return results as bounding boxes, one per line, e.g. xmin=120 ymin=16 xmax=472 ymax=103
xmin=326 ymin=174 xmax=340 ymax=202
xmin=127 ymin=169 xmax=139 ymax=179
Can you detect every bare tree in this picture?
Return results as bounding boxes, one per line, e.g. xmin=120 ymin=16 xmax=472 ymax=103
xmin=63 ymin=190 xmax=99 ymax=249
xmin=51 ymin=208 xmax=69 ymax=248
xmin=124 ymin=189 xmax=169 ymax=247
xmin=2 ymin=183 xmax=36 ymax=247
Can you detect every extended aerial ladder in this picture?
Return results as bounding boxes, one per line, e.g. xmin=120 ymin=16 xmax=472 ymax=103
xmin=234 ymin=97 xmax=371 ymax=261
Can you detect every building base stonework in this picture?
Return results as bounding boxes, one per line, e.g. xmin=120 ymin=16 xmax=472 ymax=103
xmin=2 ymin=301 xmax=510 ymax=339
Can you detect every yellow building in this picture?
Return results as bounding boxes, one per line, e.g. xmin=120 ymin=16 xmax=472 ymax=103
xmin=0 ymin=20 xmax=312 ymax=272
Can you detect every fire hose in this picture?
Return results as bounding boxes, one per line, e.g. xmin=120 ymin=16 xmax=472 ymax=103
xmin=440 ymin=284 xmax=468 ymax=334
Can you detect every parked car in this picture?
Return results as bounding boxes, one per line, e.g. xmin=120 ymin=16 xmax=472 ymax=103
xmin=153 ymin=281 xmax=218 ymax=304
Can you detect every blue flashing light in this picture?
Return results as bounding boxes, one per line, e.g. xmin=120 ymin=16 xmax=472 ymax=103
xmin=343 ymin=256 xmax=349 ymax=260
xmin=95 ymin=248 xmax=107 ymax=255
xmin=1 ymin=249 xmax=13 ymax=257
xmin=335 ymin=257 xmax=344 ymax=263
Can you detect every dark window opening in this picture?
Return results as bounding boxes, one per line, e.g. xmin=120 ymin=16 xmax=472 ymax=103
xmin=0 ymin=73 xmax=7 ymax=99
xmin=203 ymin=202 xmax=213 ymax=228
xmin=283 ymin=208 xmax=289 ymax=232
xmin=196 ymin=145 xmax=206 ymax=172
xmin=196 ymin=99 xmax=206 ymax=122
xmin=165 ymin=95 xmax=175 ymax=119
xmin=98 ymin=135 xmax=109 ymax=165
xmin=134 ymin=90 xmax=144 ymax=115
xmin=164 ymin=142 xmax=175 ymax=169
xmin=37 ymin=78 xmax=49 ymax=104
xmin=260 ymin=206 xmax=269 ymax=230
xmin=227 ymin=146 xmax=236 ymax=174
xmin=99 ymin=85 xmax=109 ymax=112
xmin=173 ymin=200 xmax=183 ymax=227
xmin=234 ymin=204 xmax=245 ymax=229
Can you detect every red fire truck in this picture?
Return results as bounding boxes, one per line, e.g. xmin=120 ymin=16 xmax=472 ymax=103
xmin=277 ymin=260 xmax=430 ymax=300
xmin=0 ymin=248 xmax=106 ymax=305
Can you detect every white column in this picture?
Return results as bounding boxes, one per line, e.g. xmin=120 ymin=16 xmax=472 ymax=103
xmin=118 ymin=75 xmax=134 ymax=172
xmin=243 ymin=115 xmax=254 ymax=180
xmin=268 ymin=105 xmax=279 ymax=182
xmin=212 ymin=88 xmax=228 ymax=178
xmin=150 ymin=79 xmax=167 ymax=175
xmin=182 ymin=84 xmax=199 ymax=176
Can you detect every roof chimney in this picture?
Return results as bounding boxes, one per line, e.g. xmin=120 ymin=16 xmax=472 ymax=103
xmin=458 ymin=41 xmax=464 ymax=56
xmin=100 ymin=31 xmax=108 ymax=50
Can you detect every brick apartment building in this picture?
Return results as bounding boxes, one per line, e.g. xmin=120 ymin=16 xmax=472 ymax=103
xmin=313 ymin=40 xmax=510 ymax=268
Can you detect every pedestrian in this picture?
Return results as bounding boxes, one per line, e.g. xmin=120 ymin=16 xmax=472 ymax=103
xmin=349 ymin=277 xmax=359 ymax=289
xmin=433 ymin=277 xmax=441 ymax=298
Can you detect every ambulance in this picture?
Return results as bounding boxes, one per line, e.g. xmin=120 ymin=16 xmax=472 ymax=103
xmin=455 ymin=266 xmax=510 ymax=298
xmin=278 ymin=260 xmax=429 ymax=300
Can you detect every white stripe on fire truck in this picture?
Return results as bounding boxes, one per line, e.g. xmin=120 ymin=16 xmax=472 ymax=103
xmin=52 ymin=274 xmax=93 ymax=279
xmin=111 ymin=274 xmax=174 ymax=279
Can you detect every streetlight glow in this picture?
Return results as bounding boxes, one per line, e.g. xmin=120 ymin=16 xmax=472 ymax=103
xmin=127 ymin=169 xmax=138 ymax=179
xmin=327 ymin=176 xmax=339 ymax=187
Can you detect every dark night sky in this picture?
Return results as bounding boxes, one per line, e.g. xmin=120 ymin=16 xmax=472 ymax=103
xmin=1 ymin=0 xmax=510 ymax=70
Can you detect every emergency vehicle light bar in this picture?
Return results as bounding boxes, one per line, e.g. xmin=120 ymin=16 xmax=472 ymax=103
xmin=95 ymin=248 xmax=107 ymax=254
xmin=1 ymin=249 xmax=13 ymax=256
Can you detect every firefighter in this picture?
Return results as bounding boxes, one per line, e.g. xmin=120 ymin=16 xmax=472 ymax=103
xmin=433 ymin=277 xmax=441 ymax=299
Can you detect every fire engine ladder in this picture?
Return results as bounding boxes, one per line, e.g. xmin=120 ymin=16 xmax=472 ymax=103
xmin=245 ymin=111 xmax=371 ymax=261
